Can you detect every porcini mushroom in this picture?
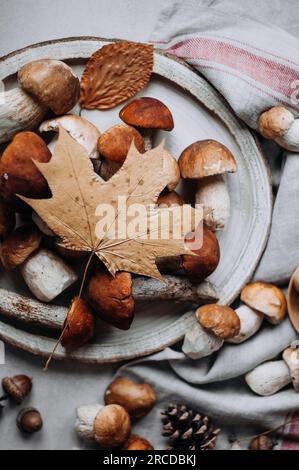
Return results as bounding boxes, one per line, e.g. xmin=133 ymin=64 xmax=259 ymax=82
xmin=18 ymin=59 xmax=80 ymax=115
xmin=182 ymin=225 xmax=220 ymax=283
xmin=196 ymin=304 xmax=240 ymax=340
xmin=20 ymin=248 xmax=78 ymax=302
xmin=245 ymin=360 xmax=292 ymax=396
xmin=163 ymin=150 xmax=181 ymax=191
xmin=178 ymin=140 xmax=237 ymax=230
xmin=240 ymin=282 xmax=287 ymax=325
xmin=75 ymin=404 xmax=131 ymax=448
xmin=0 ymin=131 xmax=51 ymax=209
xmin=119 ymin=97 xmax=174 ymax=150
xmin=0 ymin=88 xmax=47 ymax=144
xmin=105 ymin=377 xmax=156 ymax=418
xmin=61 ymin=296 xmax=95 ymax=349
xmin=227 ymin=305 xmax=264 ymax=344
xmin=0 ymin=225 xmax=41 ymax=270
xmin=283 ymin=347 xmax=299 ymax=392
xmin=97 ymin=124 xmax=144 ymax=179
xmin=39 ymin=115 xmax=101 ymax=160
xmin=87 ymin=270 xmax=218 ymax=329
xmin=287 ymin=266 xmax=299 ymax=332
xmin=258 ymin=106 xmax=299 ymax=152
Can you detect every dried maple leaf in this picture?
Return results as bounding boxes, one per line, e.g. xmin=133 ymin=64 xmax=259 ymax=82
xmin=80 ymin=42 xmax=153 ymax=109
xmin=19 ymin=128 xmax=202 ymax=280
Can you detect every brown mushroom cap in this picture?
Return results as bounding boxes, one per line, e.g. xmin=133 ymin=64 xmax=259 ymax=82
xmin=157 ymin=190 xmax=185 ymax=207
xmin=241 ymin=281 xmax=286 ymax=324
xmin=178 ymin=140 xmax=237 ymax=178
xmin=258 ymin=106 xmax=294 ymax=139
xmin=196 ymin=304 xmax=240 ymax=339
xmin=18 ymin=59 xmax=80 ymax=115
xmin=93 ymin=404 xmax=131 ymax=448
xmin=122 ymin=434 xmax=154 ymax=450
xmin=0 ymin=200 xmax=15 ymax=237
xmin=98 ymin=124 xmax=145 ymax=162
xmin=104 ymin=377 xmax=156 ymax=419
xmin=87 ymin=270 xmax=134 ymax=330
xmin=61 ymin=296 xmax=95 ymax=349
xmin=0 ymin=131 xmax=51 ymax=208
xmin=0 ymin=224 xmax=42 ymax=270
xmin=119 ymin=97 xmax=174 ymax=131
xmin=183 ymin=225 xmax=220 ymax=283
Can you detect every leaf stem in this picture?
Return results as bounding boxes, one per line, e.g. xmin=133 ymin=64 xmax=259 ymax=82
xmin=43 ymin=249 xmax=95 ymax=371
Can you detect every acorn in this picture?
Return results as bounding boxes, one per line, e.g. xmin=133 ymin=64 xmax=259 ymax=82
xmin=2 ymin=375 xmax=32 ymax=404
xmin=17 ymin=407 xmax=43 ymax=433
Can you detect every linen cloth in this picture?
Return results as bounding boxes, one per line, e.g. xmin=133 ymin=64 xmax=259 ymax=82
xmin=116 ymin=1 xmax=299 ymax=449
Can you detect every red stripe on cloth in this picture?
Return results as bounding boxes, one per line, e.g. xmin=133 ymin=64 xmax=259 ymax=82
xmin=281 ymin=410 xmax=299 ymax=450
xmin=165 ymin=37 xmax=299 ymax=99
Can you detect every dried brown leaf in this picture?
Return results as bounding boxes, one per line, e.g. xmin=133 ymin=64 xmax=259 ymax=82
xmin=19 ymin=128 xmax=201 ymax=280
xmin=80 ymin=42 xmax=153 ymax=109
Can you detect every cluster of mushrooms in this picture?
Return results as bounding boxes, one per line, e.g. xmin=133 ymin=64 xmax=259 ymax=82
xmin=0 ymin=57 xmax=239 ymax=348
xmin=75 ymin=376 xmax=156 ymax=450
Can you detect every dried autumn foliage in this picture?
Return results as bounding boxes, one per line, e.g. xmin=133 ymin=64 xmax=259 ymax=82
xmin=19 ymin=128 xmax=201 ymax=280
xmin=80 ymin=42 xmax=153 ymax=109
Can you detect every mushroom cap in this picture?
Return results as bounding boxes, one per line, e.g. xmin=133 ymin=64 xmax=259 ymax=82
xmin=119 ymin=97 xmax=174 ymax=131
xmin=182 ymin=322 xmax=224 ymax=359
xmin=283 ymin=347 xmax=299 ymax=392
xmin=121 ymin=434 xmax=154 ymax=450
xmin=39 ymin=115 xmax=100 ymax=160
xmin=258 ymin=106 xmax=294 ymax=139
xmin=87 ymin=270 xmax=135 ymax=330
xmin=240 ymin=281 xmax=286 ymax=324
xmin=0 ymin=200 xmax=15 ymax=237
xmin=196 ymin=304 xmax=240 ymax=339
xmin=98 ymin=124 xmax=144 ymax=162
xmin=61 ymin=296 xmax=95 ymax=349
xmin=157 ymin=190 xmax=185 ymax=207
xmin=18 ymin=59 xmax=80 ymax=115
xmin=182 ymin=225 xmax=220 ymax=283
xmin=0 ymin=224 xmax=41 ymax=270
xmin=163 ymin=150 xmax=180 ymax=191
xmin=104 ymin=377 xmax=156 ymax=419
xmin=0 ymin=131 xmax=51 ymax=208
xmin=93 ymin=404 xmax=131 ymax=448
xmin=179 ymin=140 xmax=237 ymax=178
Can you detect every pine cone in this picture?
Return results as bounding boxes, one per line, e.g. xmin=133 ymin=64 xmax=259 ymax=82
xmin=161 ymin=403 xmax=220 ymax=451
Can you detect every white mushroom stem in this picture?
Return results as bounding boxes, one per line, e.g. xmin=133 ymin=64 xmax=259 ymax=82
xmin=283 ymin=347 xmax=299 ymax=392
xmin=227 ymin=305 xmax=264 ymax=344
xmin=20 ymin=249 xmax=78 ymax=302
xmin=245 ymin=360 xmax=291 ymax=396
xmin=195 ymin=175 xmax=230 ymax=231
xmin=75 ymin=404 xmax=103 ymax=441
xmin=182 ymin=322 xmax=224 ymax=359
xmin=0 ymin=88 xmax=47 ymax=144
xmin=258 ymin=106 xmax=299 ymax=152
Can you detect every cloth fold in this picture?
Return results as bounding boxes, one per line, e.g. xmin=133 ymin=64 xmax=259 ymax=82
xmin=116 ymin=1 xmax=299 ymax=449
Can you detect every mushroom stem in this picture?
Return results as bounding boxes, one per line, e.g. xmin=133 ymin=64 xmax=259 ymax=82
xmin=245 ymin=360 xmax=291 ymax=396
xmin=132 ymin=275 xmax=217 ymax=303
xmin=195 ymin=175 xmax=230 ymax=231
xmin=142 ymin=129 xmax=153 ymax=151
